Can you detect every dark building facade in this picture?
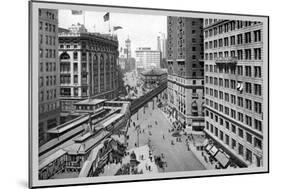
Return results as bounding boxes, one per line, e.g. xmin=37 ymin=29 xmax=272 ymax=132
xmin=38 ymin=9 xmax=60 ymax=146
xmin=167 ymin=17 xmax=205 ymax=130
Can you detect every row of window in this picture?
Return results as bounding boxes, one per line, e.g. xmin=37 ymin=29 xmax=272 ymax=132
xmin=206 ymin=86 xmax=262 ymax=108
xmin=205 ymin=121 xmax=262 ymax=166
xmin=206 ymin=120 xmax=262 ymax=150
xmin=205 ymin=30 xmax=261 ymax=49
xmin=59 ymin=43 xmax=115 ymax=52
xmin=60 ymin=44 xmax=78 ymax=49
xmin=39 ymin=21 xmax=56 ymax=33
xmin=39 ymin=48 xmax=57 ymax=59
xmin=39 ymin=89 xmax=57 ymax=102
xmin=60 ymin=87 xmax=88 ymax=97
xmin=206 ymin=109 xmax=262 ymax=132
xmin=204 ymin=20 xmax=260 ymax=38
xmin=206 ymin=97 xmax=263 ymax=123
xmin=204 ymin=19 xmax=220 ymax=26
xmin=39 ymin=62 xmax=56 ymax=72
xmin=39 ymin=75 xmax=57 ymax=87
xmin=205 ymin=64 xmax=262 ymax=78
xmin=206 ymin=91 xmax=263 ymax=114
xmin=39 ymin=102 xmax=59 ymax=114
xmin=39 ymin=34 xmax=56 ymax=46
xmin=205 ymin=77 xmax=262 ymax=96
xmin=39 ymin=9 xmax=56 ymax=20
xmin=60 ymin=75 xmax=72 ymax=84
xmin=205 ymin=48 xmax=262 ymax=60
xmin=60 ymin=51 xmax=116 ymax=67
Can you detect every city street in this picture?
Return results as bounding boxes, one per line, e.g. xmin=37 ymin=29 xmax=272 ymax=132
xmin=127 ymin=100 xmax=205 ymax=172
xmin=124 ymin=71 xmax=144 ymax=98
xmin=124 ymin=71 xmax=138 ymax=87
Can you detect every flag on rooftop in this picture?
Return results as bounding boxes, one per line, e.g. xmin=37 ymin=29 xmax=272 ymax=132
xmin=71 ymin=10 xmax=83 ymax=15
xmin=103 ymin=12 xmax=110 ymax=22
xmin=113 ymin=26 xmax=123 ymax=31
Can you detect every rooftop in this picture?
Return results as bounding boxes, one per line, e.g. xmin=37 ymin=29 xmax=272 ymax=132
xmin=100 ymin=113 xmax=124 ymax=129
xmin=59 ymin=31 xmax=118 ymax=42
xmin=111 ymin=134 xmax=126 ymax=144
xmin=75 ymin=99 xmax=106 ymax=106
xmin=39 ymin=149 xmax=66 ymax=170
xmin=79 ymin=143 xmax=105 ymax=177
xmin=64 ymin=129 xmax=109 ymax=155
xmin=141 ymin=68 xmax=167 ymax=76
xmin=47 ymin=108 xmax=106 ymax=134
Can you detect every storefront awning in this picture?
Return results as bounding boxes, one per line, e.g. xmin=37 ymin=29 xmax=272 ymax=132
xmin=205 ymin=144 xmax=213 ymax=152
xmin=209 ymin=146 xmax=219 ymax=156
xmin=192 ymin=122 xmax=204 ymax=127
xmin=214 ymin=150 xmax=230 ymax=168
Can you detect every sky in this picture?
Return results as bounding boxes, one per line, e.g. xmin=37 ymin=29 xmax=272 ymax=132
xmin=58 ymin=9 xmax=167 ymax=57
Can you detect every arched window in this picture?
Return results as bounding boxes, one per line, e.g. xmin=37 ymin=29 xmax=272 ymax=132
xmin=60 ymin=52 xmax=70 ymax=60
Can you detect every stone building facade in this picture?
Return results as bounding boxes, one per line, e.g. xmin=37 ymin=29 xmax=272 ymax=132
xmin=58 ymin=24 xmax=119 ymax=117
xmin=203 ymin=19 xmax=264 ymax=167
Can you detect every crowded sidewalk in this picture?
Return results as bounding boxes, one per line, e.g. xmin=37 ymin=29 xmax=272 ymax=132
xmin=159 ymin=104 xmax=219 ymax=170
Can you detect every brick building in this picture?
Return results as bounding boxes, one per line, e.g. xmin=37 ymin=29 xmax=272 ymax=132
xmin=166 ymin=17 xmax=205 ymax=130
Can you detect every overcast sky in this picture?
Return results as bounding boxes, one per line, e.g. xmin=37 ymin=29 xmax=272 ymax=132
xmin=58 ymin=9 xmax=167 ymax=57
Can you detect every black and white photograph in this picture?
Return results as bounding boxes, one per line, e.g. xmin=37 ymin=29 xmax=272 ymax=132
xmin=28 ymin=0 xmax=269 ymax=188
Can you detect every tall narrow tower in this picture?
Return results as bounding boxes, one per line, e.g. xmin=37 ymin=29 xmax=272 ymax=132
xmin=157 ymin=36 xmax=161 ymax=52
xmin=125 ymin=37 xmax=131 ymax=59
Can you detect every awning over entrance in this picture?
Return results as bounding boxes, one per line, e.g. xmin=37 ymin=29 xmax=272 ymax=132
xmin=209 ymin=145 xmax=219 ymax=156
xmin=214 ymin=150 xmax=230 ymax=168
xmin=205 ymin=144 xmax=213 ymax=152
xmin=192 ymin=122 xmax=204 ymax=127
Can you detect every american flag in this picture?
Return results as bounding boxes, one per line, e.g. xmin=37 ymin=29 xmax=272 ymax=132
xmin=103 ymin=12 xmax=110 ymax=22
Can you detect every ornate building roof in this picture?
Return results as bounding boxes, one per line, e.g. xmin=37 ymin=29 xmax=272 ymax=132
xmin=141 ymin=68 xmax=167 ymax=76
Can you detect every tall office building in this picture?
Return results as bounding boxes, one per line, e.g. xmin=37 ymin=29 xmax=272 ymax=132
xmin=135 ymin=47 xmax=161 ymax=71
xmin=157 ymin=36 xmax=161 ymax=52
xmin=157 ymin=34 xmax=167 ymax=69
xmin=203 ymin=19 xmax=263 ymax=167
xmin=38 ymin=9 xmax=60 ymax=146
xmin=124 ymin=37 xmax=132 ymax=59
xmin=58 ymin=24 xmax=119 ymax=117
xmin=119 ymin=37 xmax=136 ymax=72
xmin=157 ymin=33 xmax=167 ymax=59
xmin=166 ymin=17 xmax=204 ymax=130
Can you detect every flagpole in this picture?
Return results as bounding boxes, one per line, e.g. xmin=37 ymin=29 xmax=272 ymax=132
xmin=108 ymin=20 xmax=111 ymax=34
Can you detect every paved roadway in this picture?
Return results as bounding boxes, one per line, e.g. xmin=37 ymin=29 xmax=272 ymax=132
xmin=123 ymin=71 xmax=144 ymax=98
xmin=127 ymin=101 xmax=205 ymax=173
